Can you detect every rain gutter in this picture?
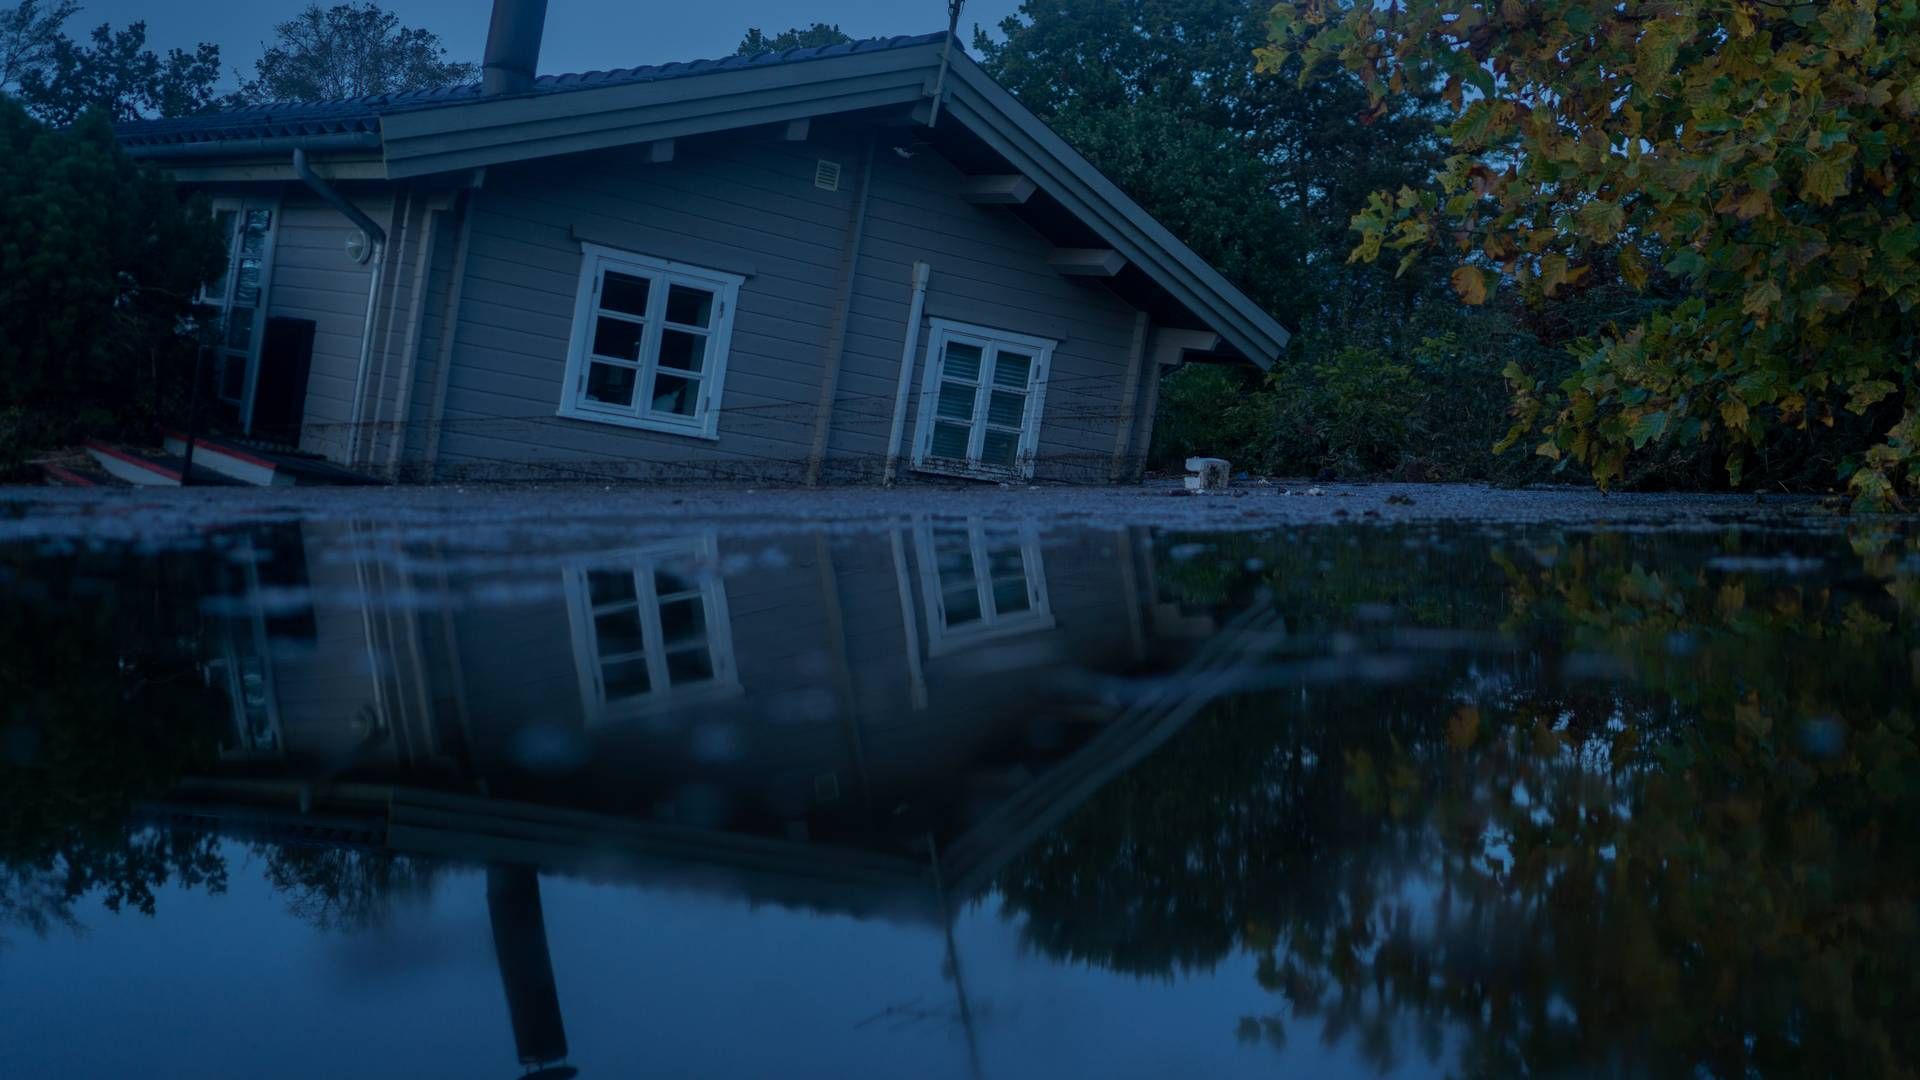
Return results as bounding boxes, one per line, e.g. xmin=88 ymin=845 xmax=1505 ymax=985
xmin=293 ymin=147 xmax=388 ymax=467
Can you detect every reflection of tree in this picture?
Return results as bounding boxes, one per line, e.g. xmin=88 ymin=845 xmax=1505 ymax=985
xmin=999 ymin=527 xmax=1920 ymax=1077
xmin=260 ymin=847 xmax=440 ymax=932
xmin=0 ymin=545 xmax=231 ymax=937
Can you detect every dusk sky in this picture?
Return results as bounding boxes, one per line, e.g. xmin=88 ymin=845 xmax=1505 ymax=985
xmin=77 ymin=1 xmax=1028 ymax=92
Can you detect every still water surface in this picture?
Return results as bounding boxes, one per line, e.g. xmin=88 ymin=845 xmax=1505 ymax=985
xmin=2 ymin=507 xmax=1916 ymax=1078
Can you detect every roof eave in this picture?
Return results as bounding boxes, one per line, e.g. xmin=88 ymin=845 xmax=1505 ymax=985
xmin=940 ymin=56 xmax=1290 ymax=368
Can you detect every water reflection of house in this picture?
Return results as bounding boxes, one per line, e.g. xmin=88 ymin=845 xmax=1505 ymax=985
xmin=156 ymin=521 xmax=1261 ymax=1075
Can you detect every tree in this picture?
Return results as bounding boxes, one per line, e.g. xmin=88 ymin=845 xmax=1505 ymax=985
xmin=977 ymin=0 xmax=1450 ymax=335
xmin=1267 ymin=1 xmax=1920 ymax=507
xmin=0 ymin=0 xmax=75 ymax=92
xmin=0 ymin=97 xmax=227 ymax=460
xmin=13 ymin=20 xmax=223 ymax=125
xmin=238 ymin=2 xmax=476 ymax=104
xmin=735 ymin=23 xmax=852 ymax=58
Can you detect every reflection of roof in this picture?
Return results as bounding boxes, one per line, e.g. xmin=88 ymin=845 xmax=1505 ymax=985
xmin=114 ymin=33 xmax=947 ymax=150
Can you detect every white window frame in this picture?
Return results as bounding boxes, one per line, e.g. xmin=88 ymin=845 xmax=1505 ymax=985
xmin=200 ymin=196 xmax=280 ymax=434
xmin=562 ymin=535 xmax=741 ymax=724
xmin=914 ymin=518 xmax=1054 ymax=656
xmin=910 ymin=319 xmax=1057 ymax=481
xmin=557 ymin=242 xmax=744 ymax=440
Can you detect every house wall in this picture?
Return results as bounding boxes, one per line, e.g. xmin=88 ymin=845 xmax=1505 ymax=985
xmin=403 ymin=128 xmax=1146 ymax=483
xmin=266 ymin=189 xmax=393 ymax=462
xmin=831 ymin=142 xmax=1143 ymax=483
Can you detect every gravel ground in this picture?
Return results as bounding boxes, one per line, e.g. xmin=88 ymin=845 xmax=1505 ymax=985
xmin=0 ymin=478 xmax=1864 ymax=548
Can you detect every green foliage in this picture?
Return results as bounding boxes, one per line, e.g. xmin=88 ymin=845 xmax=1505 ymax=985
xmin=237 ymin=3 xmax=477 ymax=104
xmin=12 ymin=18 xmax=223 ymax=125
xmin=735 ymin=23 xmax=853 ymax=58
xmin=979 ymin=0 xmax=1452 ymax=333
xmin=1269 ymin=0 xmax=1920 ymax=508
xmin=0 ymin=98 xmax=226 ymax=452
xmin=1153 ymin=301 xmax=1572 ymax=480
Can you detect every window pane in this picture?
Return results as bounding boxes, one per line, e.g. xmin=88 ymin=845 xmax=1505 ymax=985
xmin=234 ymin=257 xmax=263 ymax=306
xmin=654 ymin=568 xmax=696 ymax=597
xmin=942 ymin=341 xmax=983 ymax=382
xmin=992 ymin=575 xmax=1032 ymax=615
xmin=600 ymin=271 xmax=651 ymax=318
xmin=240 ymin=210 xmax=272 ymax=256
xmin=225 ymin=307 xmax=255 ymax=351
xmin=659 ymin=597 xmax=705 ymax=645
xmin=208 ymin=211 xmax=237 ymax=299
xmin=649 ymin=372 xmax=699 ymax=417
xmin=981 ymin=428 xmax=1018 ymax=466
xmin=603 ymin=657 xmax=651 ymax=700
xmin=930 ymin=421 xmax=970 ymax=460
xmin=987 ymin=390 xmax=1025 ymax=428
xmin=936 ymin=383 xmax=975 ymax=421
xmin=986 ymin=541 xmax=1026 ymax=577
xmin=665 ymin=646 xmax=714 ymax=684
xmin=594 ymin=607 xmax=646 ymax=657
xmin=588 ymin=570 xmax=637 ymax=607
xmin=665 ymin=284 xmax=715 ymax=328
xmin=657 ymin=329 xmax=708 ymax=373
xmin=934 ymin=530 xmax=975 ymax=588
xmin=586 ymin=361 xmax=638 ymax=407
xmin=942 ymin=585 xmax=982 ymax=627
xmin=992 ymin=351 xmax=1033 ymax=388
xmin=591 ymin=316 xmax=644 ymax=361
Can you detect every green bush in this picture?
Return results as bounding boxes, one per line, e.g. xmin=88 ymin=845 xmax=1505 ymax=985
xmin=0 ymin=97 xmax=225 ymax=463
xmin=1151 ymin=302 xmax=1569 ymax=482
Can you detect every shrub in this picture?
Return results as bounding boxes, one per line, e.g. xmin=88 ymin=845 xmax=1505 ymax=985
xmin=0 ymin=97 xmax=225 ymax=460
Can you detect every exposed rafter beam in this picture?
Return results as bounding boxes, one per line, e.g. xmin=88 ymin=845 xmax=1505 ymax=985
xmin=1048 ymin=248 xmax=1127 ymax=277
xmin=1151 ymin=328 xmax=1220 ymax=366
xmin=782 ymin=118 xmax=811 ymax=141
xmin=960 ymin=174 xmax=1037 ymax=205
xmin=647 ymin=139 xmax=675 ymax=163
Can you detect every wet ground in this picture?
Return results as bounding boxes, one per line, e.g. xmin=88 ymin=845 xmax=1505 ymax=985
xmin=1 ymin=484 xmax=1915 ymax=1078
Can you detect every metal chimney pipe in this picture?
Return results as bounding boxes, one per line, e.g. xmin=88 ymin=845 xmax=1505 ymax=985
xmin=481 ymin=0 xmax=549 ymax=96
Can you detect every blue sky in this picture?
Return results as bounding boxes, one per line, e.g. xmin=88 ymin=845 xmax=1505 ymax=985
xmin=78 ymin=1 xmax=1027 ymax=91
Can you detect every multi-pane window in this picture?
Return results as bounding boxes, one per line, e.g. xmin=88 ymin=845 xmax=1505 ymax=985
xmin=563 ymin=539 xmax=740 ymax=720
xmin=559 ymin=244 xmax=743 ymax=439
xmin=915 ymin=520 xmax=1053 ymax=655
xmin=912 ymin=319 xmax=1056 ymax=479
xmin=199 ymin=200 xmax=276 ymax=423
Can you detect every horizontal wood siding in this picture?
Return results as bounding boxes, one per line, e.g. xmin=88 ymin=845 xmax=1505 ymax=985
xmin=426 ymin=133 xmax=865 ymax=482
xmin=268 ymin=191 xmax=391 ymax=462
xmin=834 ymin=148 xmax=1142 ymax=483
xmin=421 ymin=128 xmax=1149 ymax=484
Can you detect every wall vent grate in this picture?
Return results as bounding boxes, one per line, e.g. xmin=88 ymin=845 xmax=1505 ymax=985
xmin=814 ymin=159 xmax=842 ymax=192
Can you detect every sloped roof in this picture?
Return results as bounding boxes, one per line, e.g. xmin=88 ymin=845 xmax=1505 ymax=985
xmin=116 ymin=32 xmax=948 ymax=150
xmin=117 ymin=31 xmax=1291 ymax=364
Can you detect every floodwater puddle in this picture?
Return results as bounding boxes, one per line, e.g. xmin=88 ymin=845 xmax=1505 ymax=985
xmin=2 ymin=506 xmax=1916 ymax=1078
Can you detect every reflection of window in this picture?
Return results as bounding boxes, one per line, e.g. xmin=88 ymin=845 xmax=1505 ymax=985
xmin=912 ymin=319 xmax=1056 ymax=480
xmin=199 ymin=199 xmax=278 ymax=421
xmin=207 ymin=537 xmax=284 ymax=758
xmin=558 ymin=243 xmax=743 ymax=439
xmin=564 ymin=538 xmax=739 ymax=720
xmin=915 ymin=521 xmax=1053 ymax=655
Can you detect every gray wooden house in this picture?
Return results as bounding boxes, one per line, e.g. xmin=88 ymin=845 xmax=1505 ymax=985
xmin=115 ymin=1 xmax=1288 ymax=484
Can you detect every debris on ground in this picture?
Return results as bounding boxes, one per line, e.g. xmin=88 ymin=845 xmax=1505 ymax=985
xmin=1185 ymin=457 xmax=1231 ymax=492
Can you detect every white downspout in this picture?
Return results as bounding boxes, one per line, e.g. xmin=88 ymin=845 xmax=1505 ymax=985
xmin=883 ymin=262 xmax=931 ymax=486
xmin=292 ymin=149 xmax=387 ymax=467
